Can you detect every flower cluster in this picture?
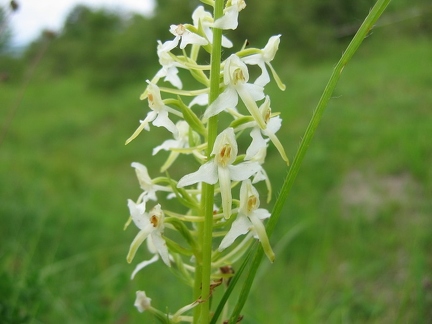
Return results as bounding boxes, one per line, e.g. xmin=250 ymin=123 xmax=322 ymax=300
xmin=124 ymin=1 xmax=287 ymax=321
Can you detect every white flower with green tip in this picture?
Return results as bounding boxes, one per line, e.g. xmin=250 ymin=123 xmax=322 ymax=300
xmin=126 ymin=81 xmax=178 ymax=144
xmin=127 ymin=202 xmax=170 ymax=267
xmin=177 ymin=127 xmax=260 ymax=219
xmin=219 ymin=179 xmax=275 ymax=262
xmin=241 ymin=96 xmax=289 ymax=163
xmin=204 ymin=54 xmax=266 ymax=128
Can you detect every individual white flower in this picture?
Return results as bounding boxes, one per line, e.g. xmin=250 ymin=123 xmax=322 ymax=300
xmin=160 ymin=24 xmax=208 ymax=52
xmin=155 ymin=40 xmax=183 ymax=89
xmin=213 ymin=0 xmax=246 ymax=30
xmin=204 ymin=54 xmax=266 ymax=128
xmin=177 ymin=127 xmax=260 ymax=219
xmin=153 ymin=121 xmax=193 ymax=172
xmin=219 ymin=179 xmax=275 ymax=262
xmin=126 ymin=81 xmax=178 ymax=144
xmin=134 ymin=291 xmax=152 ymax=313
xmin=239 ymin=96 xmax=289 ymax=163
xmin=246 ymin=144 xmax=272 ymax=203
xmin=192 ymin=6 xmax=233 ymax=48
xmin=242 ymin=34 xmax=285 ymax=89
xmin=132 ymin=162 xmax=172 ymax=202
xmin=127 ymin=202 xmax=170 ymax=266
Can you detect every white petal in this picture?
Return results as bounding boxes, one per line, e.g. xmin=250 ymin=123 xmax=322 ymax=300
xmin=245 ymin=127 xmax=267 ymax=160
xmin=218 ymin=166 xmax=233 ymax=219
xmin=152 ymin=109 xmax=178 ymax=136
xmin=219 ymin=215 xmax=251 ymax=250
xmin=127 ymin=199 xmax=149 ymax=230
xmin=177 ymin=161 xmax=218 ymax=187
xmin=203 ymin=87 xmax=238 ymax=120
xmin=159 ymin=36 xmax=180 ymax=52
xmin=236 ymin=85 xmax=266 ymax=128
xmin=153 ymin=139 xmax=179 ymax=155
xmin=131 ymin=254 xmax=159 ymax=279
xmin=213 ymin=6 xmax=240 ymax=30
xmin=127 ymin=224 xmax=154 ymax=263
xmin=229 ymin=162 xmax=261 ymax=181
xmin=249 ymin=213 xmax=275 ymax=262
xmin=151 ymin=232 xmax=171 ymax=266
xmin=180 ymin=31 xmax=208 ymax=48
xmin=189 ymin=93 xmax=208 ymax=107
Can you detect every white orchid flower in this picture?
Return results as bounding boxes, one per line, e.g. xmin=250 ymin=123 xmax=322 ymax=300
xmin=131 ymin=162 xmax=172 ymax=202
xmin=213 ymin=0 xmax=246 ymax=30
xmin=239 ymin=96 xmax=289 ymax=163
xmin=127 ymin=202 xmax=170 ymax=267
xmin=192 ymin=6 xmax=233 ymax=48
xmin=204 ymin=54 xmax=266 ymax=128
xmin=160 ymin=24 xmax=208 ymax=52
xmin=155 ymin=40 xmax=183 ymax=89
xmin=126 ymin=81 xmax=178 ymax=144
xmin=177 ymin=127 xmax=260 ymax=219
xmin=242 ymin=35 xmax=285 ymax=89
xmin=134 ymin=291 xmax=152 ymax=313
xmin=152 ymin=121 xmax=193 ymax=172
xmin=219 ymin=179 xmax=275 ymax=262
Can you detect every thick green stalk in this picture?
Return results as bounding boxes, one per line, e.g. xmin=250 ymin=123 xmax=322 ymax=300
xmin=225 ymin=0 xmax=392 ymax=323
xmin=196 ymin=0 xmax=224 ymax=323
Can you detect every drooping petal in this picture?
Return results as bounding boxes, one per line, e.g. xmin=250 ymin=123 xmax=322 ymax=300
xmin=218 ymin=166 xmax=234 ymax=219
xmin=131 ymin=254 xmax=159 ymax=279
xmin=177 ymin=161 xmax=218 ymax=187
xmin=179 ymin=30 xmax=208 ymax=48
xmin=151 ymin=231 xmax=170 ymax=266
xmin=219 ymin=215 xmax=251 ymax=250
xmin=125 ymin=111 xmax=157 ymax=145
xmin=248 ymin=212 xmax=275 ymax=262
xmin=236 ymin=85 xmax=266 ymax=128
xmin=127 ymin=223 xmax=154 ymax=263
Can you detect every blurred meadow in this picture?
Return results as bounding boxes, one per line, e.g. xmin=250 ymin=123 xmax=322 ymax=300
xmin=1 ymin=0 xmax=432 ymax=323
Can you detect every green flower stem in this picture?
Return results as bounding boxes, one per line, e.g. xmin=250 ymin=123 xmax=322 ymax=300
xmin=224 ymin=0 xmax=392 ymax=323
xmin=195 ymin=1 xmax=224 ymax=323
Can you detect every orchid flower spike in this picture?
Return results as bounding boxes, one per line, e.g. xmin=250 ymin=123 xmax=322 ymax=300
xmin=177 ymin=127 xmax=260 ymax=219
xmin=219 ymin=179 xmax=275 ymax=262
xmin=204 ymin=54 xmax=266 ymax=128
xmin=126 ymin=81 xmax=178 ymax=144
xmin=127 ymin=202 xmax=170 ymax=266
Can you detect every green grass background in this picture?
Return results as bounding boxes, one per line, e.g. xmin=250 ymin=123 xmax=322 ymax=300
xmin=1 ymin=34 xmax=431 ymax=323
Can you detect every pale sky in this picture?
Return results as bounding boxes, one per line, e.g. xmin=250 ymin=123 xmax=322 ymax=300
xmin=3 ymin=0 xmax=155 ymax=46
